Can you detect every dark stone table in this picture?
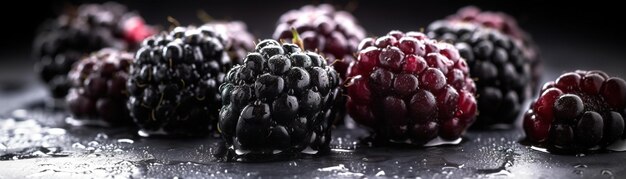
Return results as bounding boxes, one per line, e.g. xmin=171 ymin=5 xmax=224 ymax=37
xmin=0 ymin=80 xmax=623 ymax=178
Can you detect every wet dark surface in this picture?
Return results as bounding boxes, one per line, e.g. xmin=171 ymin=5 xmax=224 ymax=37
xmin=0 ymin=81 xmax=624 ymax=178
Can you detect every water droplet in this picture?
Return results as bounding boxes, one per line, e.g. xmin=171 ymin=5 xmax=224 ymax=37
xmin=576 ymin=153 xmax=586 ymax=157
xmin=375 ymin=171 xmax=385 ymax=176
xmin=573 ymin=169 xmax=583 ymax=175
xmin=95 ymin=133 xmax=109 ymax=141
xmin=11 ymin=109 xmax=28 ymax=120
xmin=601 ymin=169 xmax=614 ymax=177
xmin=361 ymin=155 xmax=390 ymax=163
xmin=573 ymin=164 xmax=588 ymax=168
xmin=317 ymin=164 xmax=364 ymax=177
xmin=606 ymin=139 xmax=626 ymax=151
xmin=117 ymin=139 xmax=134 ymax=144
xmin=72 ymin=143 xmax=86 ymax=149
xmin=301 ymin=146 xmax=318 ymax=155
xmin=530 ymin=146 xmax=549 ymax=153
xmin=46 ymin=128 xmax=66 ymax=135
xmin=331 ymin=148 xmax=354 ymax=153
xmin=423 ymin=137 xmax=462 ymax=146
xmin=87 ymin=141 xmax=100 ymax=147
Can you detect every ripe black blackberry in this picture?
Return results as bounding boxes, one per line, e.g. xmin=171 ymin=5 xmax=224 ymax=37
xmin=446 ymin=6 xmax=542 ymax=95
xmin=203 ymin=21 xmax=255 ymax=65
xmin=273 ymin=4 xmax=365 ymax=79
xmin=66 ymin=49 xmax=133 ymax=126
xmin=346 ymin=31 xmax=477 ymax=145
xmin=218 ymin=37 xmax=342 ymax=158
xmin=427 ymin=21 xmax=532 ymax=127
xmin=127 ymin=25 xmax=230 ymax=137
xmin=524 ymin=70 xmax=626 ymax=152
xmin=33 ymin=2 xmax=154 ymax=99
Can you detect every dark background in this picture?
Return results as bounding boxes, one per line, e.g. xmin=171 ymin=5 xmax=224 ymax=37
xmin=1 ymin=0 xmax=625 ymax=79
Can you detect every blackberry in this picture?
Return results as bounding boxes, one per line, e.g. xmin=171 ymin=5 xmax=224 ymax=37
xmin=427 ymin=21 xmax=532 ymax=127
xmin=218 ymin=37 xmax=342 ymax=158
xmin=33 ymin=2 xmax=154 ymax=99
xmin=446 ymin=6 xmax=542 ymax=95
xmin=346 ymin=31 xmax=477 ymax=145
xmin=203 ymin=21 xmax=256 ymax=65
xmin=127 ymin=25 xmax=230 ymax=137
xmin=524 ymin=71 xmax=626 ymax=152
xmin=66 ymin=48 xmax=133 ymax=126
xmin=273 ymin=4 xmax=365 ymax=79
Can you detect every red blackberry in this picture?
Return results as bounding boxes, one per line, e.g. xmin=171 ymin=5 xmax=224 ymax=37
xmin=273 ymin=4 xmax=365 ymax=79
xmin=524 ymin=70 xmax=626 ymax=152
xmin=346 ymin=31 xmax=477 ymax=145
xmin=427 ymin=21 xmax=532 ymax=127
xmin=446 ymin=6 xmax=542 ymax=94
xmin=218 ymin=37 xmax=342 ymax=158
xmin=203 ymin=21 xmax=256 ymax=65
xmin=66 ymin=48 xmax=133 ymax=126
xmin=127 ymin=25 xmax=230 ymax=137
xmin=33 ymin=2 xmax=154 ymax=99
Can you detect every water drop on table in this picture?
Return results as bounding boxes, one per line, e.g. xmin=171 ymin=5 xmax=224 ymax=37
xmin=573 ymin=169 xmax=583 ymax=175
xmin=95 ymin=133 xmax=109 ymax=141
xmin=117 ymin=139 xmax=134 ymax=144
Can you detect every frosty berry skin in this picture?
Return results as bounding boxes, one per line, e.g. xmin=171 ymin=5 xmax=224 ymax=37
xmin=218 ymin=39 xmax=342 ymax=158
xmin=346 ymin=30 xmax=477 ymax=145
xmin=524 ymin=70 xmax=626 ymax=152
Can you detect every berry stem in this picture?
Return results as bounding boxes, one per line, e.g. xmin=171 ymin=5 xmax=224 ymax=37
xmin=197 ymin=10 xmax=213 ymax=23
xmin=167 ymin=16 xmax=181 ymax=31
xmin=290 ymin=27 xmax=304 ymax=49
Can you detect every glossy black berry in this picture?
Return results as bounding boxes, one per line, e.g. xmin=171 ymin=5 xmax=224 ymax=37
xmin=219 ymin=39 xmax=342 ymax=157
xmin=127 ymin=25 xmax=230 ymax=137
xmin=427 ymin=21 xmax=532 ymax=127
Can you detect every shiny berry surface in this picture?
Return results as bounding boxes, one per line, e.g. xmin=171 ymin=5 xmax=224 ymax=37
xmin=346 ymin=31 xmax=477 ymax=145
xmin=524 ymin=70 xmax=626 ymax=152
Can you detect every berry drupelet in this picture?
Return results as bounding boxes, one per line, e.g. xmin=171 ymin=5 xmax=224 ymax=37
xmin=218 ymin=38 xmax=342 ymax=158
xmin=346 ymin=31 xmax=477 ymax=145
xmin=127 ymin=25 xmax=231 ymax=137
xmin=203 ymin=21 xmax=256 ymax=65
xmin=66 ymin=48 xmax=133 ymax=126
xmin=427 ymin=21 xmax=532 ymax=127
xmin=34 ymin=2 xmax=154 ymax=99
xmin=273 ymin=4 xmax=365 ymax=79
xmin=524 ymin=70 xmax=626 ymax=152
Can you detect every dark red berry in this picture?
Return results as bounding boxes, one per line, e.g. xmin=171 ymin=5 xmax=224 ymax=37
xmin=273 ymin=4 xmax=365 ymax=79
xmin=346 ymin=31 xmax=477 ymax=145
xmin=67 ymin=49 xmax=133 ymax=125
xmin=524 ymin=70 xmax=626 ymax=152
